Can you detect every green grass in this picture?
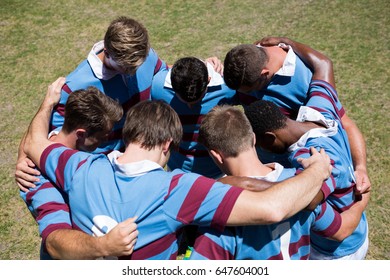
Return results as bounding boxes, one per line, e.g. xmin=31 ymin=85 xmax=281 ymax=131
xmin=1 ymin=0 xmax=389 ymax=260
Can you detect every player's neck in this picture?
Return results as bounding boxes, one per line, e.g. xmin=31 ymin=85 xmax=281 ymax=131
xmin=264 ymin=46 xmax=287 ymax=76
xmin=52 ymin=130 xmax=77 ymax=149
xmin=287 ymin=119 xmax=325 ymax=145
xmin=225 ymin=148 xmax=273 ymax=177
xmin=118 ymin=143 xmax=166 ymax=167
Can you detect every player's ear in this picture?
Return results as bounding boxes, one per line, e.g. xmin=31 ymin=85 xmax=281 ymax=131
xmin=75 ymin=129 xmax=87 ymax=141
xmin=252 ymin=132 xmax=256 ymax=147
xmin=210 ymin=149 xmax=223 ymax=165
xmin=261 ymin=132 xmax=277 ymax=150
xmin=162 ymin=139 xmax=172 ymax=153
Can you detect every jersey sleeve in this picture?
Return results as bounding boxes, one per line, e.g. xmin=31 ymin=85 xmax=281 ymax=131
xmin=306 ymin=80 xmax=345 ymax=120
xmin=290 ymin=147 xmax=337 ymax=201
xmin=19 ymin=174 xmax=72 ymax=245
xmin=163 ymin=172 xmax=243 ymax=232
xmin=311 ymin=201 xmax=342 ymax=238
xmin=39 ymin=143 xmax=92 ymax=193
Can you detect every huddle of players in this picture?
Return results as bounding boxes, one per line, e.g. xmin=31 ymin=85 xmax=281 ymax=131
xmin=16 ymin=16 xmax=371 ymax=260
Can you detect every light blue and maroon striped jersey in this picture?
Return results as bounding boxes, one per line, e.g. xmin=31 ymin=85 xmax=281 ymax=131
xmin=50 ymin=46 xmax=167 ymax=154
xmin=189 ymin=166 xmax=342 ymax=260
xmin=39 ymin=144 xmax=243 ymax=260
xmin=151 ymin=65 xmax=238 ymax=178
xmin=289 ymin=80 xmax=367 ymax=257
xmin=238 ymin=52 xmax=314 ymax=120
xmin=20 ymin=173 xmax=72 ymax=259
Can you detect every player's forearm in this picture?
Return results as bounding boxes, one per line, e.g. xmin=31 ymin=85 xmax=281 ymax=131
xmin=229 ymin=163 xmax=327 ymax=225
xmin=46 ymin=229 xmax=108 ymax=260
xmin=281 ymin=38 xmax=335 ymax=86
xmin=218 ymin=176 xmax=275 ymax=192
xmin=24 ymin=101 xmax=54 ymax=168
xmin=331 ymin=192 xmax=370 ymax=241
xmin=342 ymin=115 xmax=367 ymax=171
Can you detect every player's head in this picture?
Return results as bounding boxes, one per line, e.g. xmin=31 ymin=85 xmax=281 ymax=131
xmin=171 ymin=57 xmax=209 ymax=107
xmin=199 ymin=105 xmax=255 ymax=158
xmin=122 ymin=100 xmax=182 ymax=153
xmin=104 ymin=16 xmax=150 ymax=75
xmin=223 ymin=44 xmax=269 ymax=94
xmin=63 ymin=86 xmax=123 ymax=152
xmin=244 ymin=100 xmax=288 ymax=154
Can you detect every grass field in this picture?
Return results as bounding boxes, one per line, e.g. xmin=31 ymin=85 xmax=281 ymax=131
xmin=0 ymin=0 xmax=389 ymax=260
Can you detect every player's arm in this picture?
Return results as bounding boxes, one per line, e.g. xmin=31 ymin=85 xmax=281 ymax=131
xmin=218 ymin=176 xmax=275 ymax=192
xmin=227 ymin=148 xmax=332 ymax=225
xmin=46 ymin=217 xmax=138 ymax=259
xmin=259 ymin=37 xmax=334 ymax=85
xmin=24 ymin=77 xmax=65 ymax=169
xmin=15 ymin=132 xmax=41 ymax=191
xmin=341 ymin=114 xmax=370 ymax=194
xmin=330 ymin=192 xmax=370 ymax=241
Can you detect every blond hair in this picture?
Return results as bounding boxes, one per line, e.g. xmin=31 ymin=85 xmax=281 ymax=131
xmin=104 ymin=16 xmax=150 ymax=75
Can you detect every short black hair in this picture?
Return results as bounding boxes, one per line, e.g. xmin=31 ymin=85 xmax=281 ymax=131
xmin=244 ymin=100 xmax=287 ymax=138
xmin=171 ymin=57 xmax=208 ymax=103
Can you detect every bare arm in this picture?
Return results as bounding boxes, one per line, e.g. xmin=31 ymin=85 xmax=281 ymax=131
xmin=24 ymin=77 xmax=65 ymax=168
xmin=46 ymin=217 xmax=138 ymax=259
xmin=227 ymin=148 xmax=332 ymax=225
xmin=331 ymin=192 xmax=370 ymax=241
xmin=15 ymin=132 xmax=41 ymax=191
xmin=218 ymin=176 xmax=275 ymax=192
xmin=341 ymin=114 xmax=370 ymax=194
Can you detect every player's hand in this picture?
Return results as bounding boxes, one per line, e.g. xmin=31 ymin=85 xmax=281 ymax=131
xmin=254 ymin=37 xmax=290 ymax=50
xmin=101 ymin=217 xmax=138 ymax=257
xmin=205 ymin=57 xmax=224 ymax=75
xmin=44 ymin=77 xmax=66 ymax=107
xmin=297 ymin=147 xmax=332 ymax=181
xmin=15 ymin=156 xmax=40 ymax=192
xmin=354 ymin=168 xmax=371 ymax=194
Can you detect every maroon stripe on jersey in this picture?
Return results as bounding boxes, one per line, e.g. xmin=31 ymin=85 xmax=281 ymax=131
xmin=293 ymin=148 xmax=310 ymax=158
xmin=268 ymin=252 xmax=283 ymax=260
xmin=153 ymin=58 xmax=165 ymax=74
xmin=314 ymin=210 xmax=342 ymax=237
xmin=178 ymin=147 xmax=209 ymax=157
xmin=40 ymin=143 xmax=65 ymax=176
xmin=122 ymin=89 xmax=151 ymax=112
xmin=211 ymin=187 xmax=244 ymax=232
xmin=321 ymin=176 xmax=336 ymax=201
xmin=164 ymin=174 xmax=184 ymax=200
xmin=41 ymin=223 xmax=72 ymax=242
xmin=300 ymin=252 xmax=310 ymax=260
xmin=182 ymin=132 xmax=199 ymax=142
xmin=55 ymin=149 xmax=79 ymax=189
xmin=338 ymin=107 xmax=345 ymax=118
xmin=237 ymin=92 xmax=258 ymax=105
xmin=76 ymin=158 xmax=88 ymax=170
xmin=179 ymin=115 xmax=204 ymax=125
xmin=128 ymin=231 xmax=178 ymax=260
xmin=279 ymin=107 xmax=296 ymax=119
xmin=36 ymin=201 xmax=70 ymax=222
xmin=289 ymin=235 xmax=310 ymax=258
xmin=25 ymin=182 xmax=53 ymax=205
xmin=176 ymin=176 xmax=216 ymax=224
xmin=62 ymin=84 xmax=72 ymax=94
xmin=54 ymin=103 xmax=65 ymax=117
xmin=193 ymin=234 xmax=234 ymax=259
xmin=308 ymin=91 xmax=341 ymax=119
